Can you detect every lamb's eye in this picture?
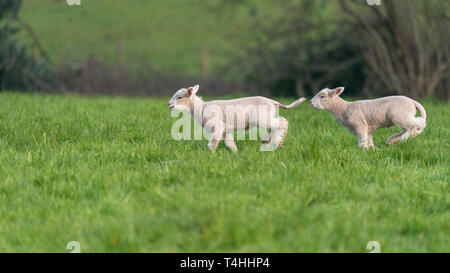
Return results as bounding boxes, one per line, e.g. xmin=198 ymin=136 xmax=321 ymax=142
xmin=177 ymin=97 xmax=182 ymax=100
xmin=320 ymin=95 xmax=326 ymax=99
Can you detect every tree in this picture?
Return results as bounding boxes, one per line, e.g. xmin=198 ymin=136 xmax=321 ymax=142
xmin=338 ymin=0 xmax=450 ymax=99
xmin=235 ymin=0 xmax=449 ymax=100
xmin=0 ymin=0 xmax=54 ymax=91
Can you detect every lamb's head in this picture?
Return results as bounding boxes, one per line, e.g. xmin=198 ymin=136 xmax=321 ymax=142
xmin=168 ymin=85 xmax=200 ymax=112
xmin=310 ymin=87 xmax=345 ymax=110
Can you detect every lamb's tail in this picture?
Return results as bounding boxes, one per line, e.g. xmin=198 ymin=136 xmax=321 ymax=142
xmin=412 ymin=100 xmax=426 ymax=120
xmin=275 ymin=97 xmax=307 ymax=109
xmin=412 ymin=100 xmax=426 ymax=130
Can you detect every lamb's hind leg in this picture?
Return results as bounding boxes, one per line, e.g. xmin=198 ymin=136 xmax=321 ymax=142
xmin=386 ymin=122 xmax=420 ymax=146
xmin=277 ymin=117 xmax=289 ymax=149
xmin=269 ymin=116 xmax=289 ymax=149
xmin=386 ymin=123 xmax=416 ymax=145
xmin=387 ymin=108 xmax=425 ymax=145
xmin=398 ymin=122 xmax=425 ymax=142
xmin=386 ymin=130 xmax=406 ymax=146
xmin=408 ymin=117 xmax=426 ymax=139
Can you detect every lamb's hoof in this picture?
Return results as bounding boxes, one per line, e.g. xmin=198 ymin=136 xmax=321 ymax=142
xmin=385 ymin=139 xmax=398 ymax=146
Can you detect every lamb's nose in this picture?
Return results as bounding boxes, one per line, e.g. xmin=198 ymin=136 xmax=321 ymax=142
xmin=309 ymin=102 xmax=313 ymax=107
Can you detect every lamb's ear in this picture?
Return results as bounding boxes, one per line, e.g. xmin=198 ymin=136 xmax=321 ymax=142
xmin=332 ymin=87 xmax=345 ymax=96
xmin=187 ymin=85 xmax=200 ymax=97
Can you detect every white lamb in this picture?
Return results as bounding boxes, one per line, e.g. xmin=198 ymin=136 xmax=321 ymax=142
xmin=168 ymin=85 xmax=306 ymax=152
xmin=310 ymin=87 xmax=426 ymax=148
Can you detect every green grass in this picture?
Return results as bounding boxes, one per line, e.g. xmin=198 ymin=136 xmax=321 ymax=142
xmin=19 ymin=0 xmax=282 ymax=76
xmin=0 ymin=92 xmax=448 ymax=252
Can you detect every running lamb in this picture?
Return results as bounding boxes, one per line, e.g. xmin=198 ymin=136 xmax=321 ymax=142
xmin=168 ymin=85 xmax=307 ymax=152
xmin=309 ymin=87 xmax=426 ymax=149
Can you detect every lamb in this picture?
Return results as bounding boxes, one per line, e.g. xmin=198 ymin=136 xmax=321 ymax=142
xmin=310 ymin=87 xmax=426 ymax=149
xmin=168 ymin=85 xmax=306 ymax=152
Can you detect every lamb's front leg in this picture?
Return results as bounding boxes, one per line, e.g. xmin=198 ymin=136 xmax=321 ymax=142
xmin=207 ymin=135 xmax=221 ymax=153
xmin=368 ymin=133 xmax=375 ymax=148
xmin=355 ymin=127 xmax=370 ymax=149
xmin=206 ymin=125 xmax=224 ymax=153
xmin=224 ymin=131 xmax=238 ymax=153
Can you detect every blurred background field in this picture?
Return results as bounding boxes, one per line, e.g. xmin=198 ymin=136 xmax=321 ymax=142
xmin=2 ymin=0 xmax=447 ymax=98
xmin=19 ymin=0 xmax=282 ymax=76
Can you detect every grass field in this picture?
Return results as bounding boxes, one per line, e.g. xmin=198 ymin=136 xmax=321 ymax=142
xmin=0 ymin=92 xmax=448 ymax=252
